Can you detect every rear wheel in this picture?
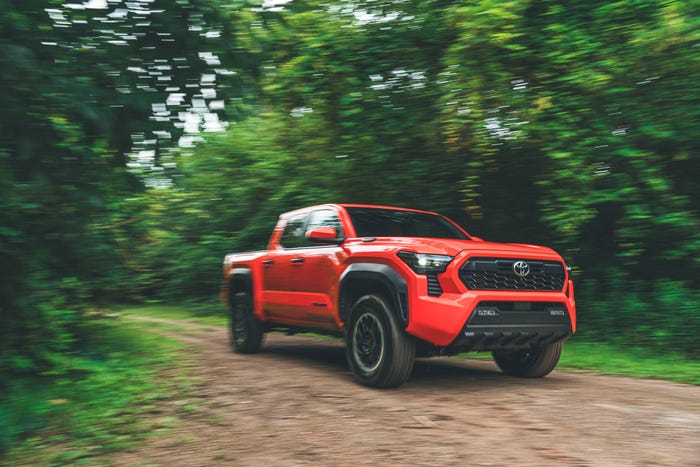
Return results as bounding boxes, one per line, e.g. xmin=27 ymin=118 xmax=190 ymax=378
xmin=230 ymin=291 xmax=263 ymax=354
xmin=492 ymin=342 xmax=563 ymax=378
xmin=346 ymin=294 xmax=415 ymax=388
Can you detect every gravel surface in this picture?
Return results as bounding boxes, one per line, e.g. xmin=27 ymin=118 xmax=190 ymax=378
xmin=115 ymin=317 xmax=700 ymax=466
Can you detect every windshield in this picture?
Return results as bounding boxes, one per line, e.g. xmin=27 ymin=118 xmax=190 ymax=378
xmin=346 ymin=207 xmax=469 ymax=240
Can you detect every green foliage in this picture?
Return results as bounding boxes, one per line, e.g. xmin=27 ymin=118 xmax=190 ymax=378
xmin=575 ymin=272 xmax=700 ymax=356
xmin=1 ymin=318 xmax=196 ymax=464
xmin=255 ymin=1 xmax=467 ymax=213
xmin=112 ymin=0 xmax=700 ymax=357
xmin=114 ymin=115 xmax=337 ymax=299
xmin=2 ymin=0 xmax=698 ymax=387
xmin=558 ymin=341 xmax=700 ymax=385
xmin=0 ymin=0 xmax=244 ymax=374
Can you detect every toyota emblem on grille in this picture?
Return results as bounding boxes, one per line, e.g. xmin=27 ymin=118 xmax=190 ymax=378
xmin=513 ymin=260 xmax=530 ymax=277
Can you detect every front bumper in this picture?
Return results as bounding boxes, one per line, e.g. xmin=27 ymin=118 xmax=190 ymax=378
xmin=404 ymin=279 xmax=576 ymax=348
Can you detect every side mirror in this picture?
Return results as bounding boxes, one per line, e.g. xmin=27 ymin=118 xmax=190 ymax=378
xmin=306 ymin=226 xmax=344 ymax=245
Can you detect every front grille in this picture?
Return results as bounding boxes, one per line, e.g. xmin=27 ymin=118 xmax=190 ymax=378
xmin=459 ymin=257 xmax=565 ymax=291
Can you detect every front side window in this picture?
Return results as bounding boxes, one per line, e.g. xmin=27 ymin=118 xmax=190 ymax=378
xmin=305 ymin=209 xmax=344 ymax=240
xmin=279 ymin=213 xmax=308 ymax=248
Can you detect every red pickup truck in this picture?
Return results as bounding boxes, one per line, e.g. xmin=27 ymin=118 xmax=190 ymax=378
xmin=222 ymin=204 xmax=576 ymax=388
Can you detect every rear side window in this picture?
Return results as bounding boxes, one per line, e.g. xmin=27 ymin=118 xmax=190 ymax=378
xmin=279 ymin=213 xmax=308 ymax=248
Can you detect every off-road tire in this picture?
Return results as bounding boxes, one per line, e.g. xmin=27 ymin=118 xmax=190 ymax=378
xmin=346 ymin=294 xmax=415 ymax=388
xmin=230 ymin=291 xmax=264 ymax=354
xmin=492 ymin=341 xmax=563 ymax=378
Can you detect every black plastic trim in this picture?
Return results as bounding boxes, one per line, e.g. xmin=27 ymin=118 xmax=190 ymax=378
xmin=468 ymin=301 xmax=570 ymax=326
xmin=453 ymin=326 xmax=572 ymax=351
xmin=449 ymin=300 xmax=573 ymax=351
xmin=228 ymin=267 xmax=253 ymax=298
xmin=339 ymin=263 xmax=409 ymax=327
xmin=427 ymin=274 xmax=443 ymax=296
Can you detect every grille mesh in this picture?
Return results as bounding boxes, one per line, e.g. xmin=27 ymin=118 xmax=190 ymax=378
xmin=459 ymin=257 xmax=565 ymax=291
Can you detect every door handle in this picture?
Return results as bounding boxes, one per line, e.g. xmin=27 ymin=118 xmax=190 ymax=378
xmin=262 ymin=259 xmax=274 ymax=265
xmin=291 ymin=257 xmax=305 ymax=264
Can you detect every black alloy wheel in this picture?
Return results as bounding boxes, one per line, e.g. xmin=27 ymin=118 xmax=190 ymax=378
xmin=346 ymin=294 xmax=415 ymax=388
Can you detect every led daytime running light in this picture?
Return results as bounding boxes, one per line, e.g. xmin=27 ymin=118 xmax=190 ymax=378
xmin=397 ymin=251 xmax=454 ymax=275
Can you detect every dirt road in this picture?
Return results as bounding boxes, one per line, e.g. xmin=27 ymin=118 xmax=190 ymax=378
xmin=116 ymin=317 xmax=700 ymax=466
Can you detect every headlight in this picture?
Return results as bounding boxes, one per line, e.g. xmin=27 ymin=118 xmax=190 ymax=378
xmin=397 ymin=251 xmax=453 ymax=275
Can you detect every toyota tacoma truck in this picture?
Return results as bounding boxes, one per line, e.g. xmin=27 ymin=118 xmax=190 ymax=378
xmin=222 ymin=204 xmax=576 ymax=388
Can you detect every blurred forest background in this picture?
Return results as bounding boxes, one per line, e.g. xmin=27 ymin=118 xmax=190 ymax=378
xmin=1 ymin=0 xmax=699 ymax=391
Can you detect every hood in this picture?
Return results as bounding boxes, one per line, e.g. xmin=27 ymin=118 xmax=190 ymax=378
xmin=347 ymin=237 xmax=561 ymax=260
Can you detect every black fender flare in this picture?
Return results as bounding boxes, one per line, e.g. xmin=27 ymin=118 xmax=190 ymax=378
xmin=339 ymin=263 xmax=409 ymax=327
xmin=227 ymin=267 xmax=253 ymax=303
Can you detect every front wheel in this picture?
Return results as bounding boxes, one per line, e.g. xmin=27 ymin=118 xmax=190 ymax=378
xmin=229 ymin=291 xmax=264 ymax=354
xmin=492 ymin=342 xmax=563 ymax=378
xmin=346 ymin=294 xmax=415 ymax=388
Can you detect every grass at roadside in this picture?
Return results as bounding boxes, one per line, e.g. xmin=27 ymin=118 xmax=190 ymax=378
xmin=557 ymin=340 xmax=700 ymax=385
xmin=464 ymin=340 xmax=699 ymax=385
xmin=1 ymin=318 xmax=199 ymax=466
